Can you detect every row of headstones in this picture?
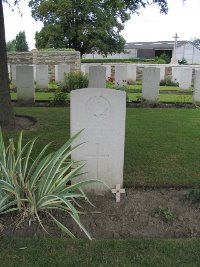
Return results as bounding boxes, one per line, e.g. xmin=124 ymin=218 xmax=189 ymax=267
xmin=8 ymin=64 xmax=71 ymax=88
xmin=11 ymin=64 xmax=200 ymax=104
xmin=88 ymin=65 xmax=200 ymax=104
xmin=83 ymin=64 xmax=196 ymax=90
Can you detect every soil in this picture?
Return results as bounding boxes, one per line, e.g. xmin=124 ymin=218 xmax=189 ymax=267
xmin=14 ymin=115 xmax=37 ymax=130
xmin=1 ymin=188 xmax=200 ymax=239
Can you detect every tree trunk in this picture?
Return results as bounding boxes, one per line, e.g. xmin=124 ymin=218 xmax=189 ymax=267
xmin=0 ymin=0 xmax=15 ymax=130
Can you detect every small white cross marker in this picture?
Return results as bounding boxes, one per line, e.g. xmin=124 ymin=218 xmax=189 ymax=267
xmin=112 ymin=184 xmax=125 ymax=202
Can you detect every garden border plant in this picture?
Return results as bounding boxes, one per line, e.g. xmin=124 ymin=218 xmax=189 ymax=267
xmin=0 ymin=129 xmax=103 ymax=240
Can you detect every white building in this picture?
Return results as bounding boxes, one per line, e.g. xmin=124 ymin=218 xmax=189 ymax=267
xmin=83 ymin=41 xmax=200 ymax=64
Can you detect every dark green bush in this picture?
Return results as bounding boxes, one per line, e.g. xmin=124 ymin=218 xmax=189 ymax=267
xmin=51 ymin=88 xmax=68 ymax=106
xmin=61 ymin=71 xmax=88 ymax=92
xmin=179 ymin=57 xmax=188 ymax=65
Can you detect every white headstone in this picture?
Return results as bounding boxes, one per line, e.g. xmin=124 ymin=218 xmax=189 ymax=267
xmin=159 ymin=66 xmax=165 ymax=81
xmin=172 ymin=66 xmax=181 ymax=84
xmin=71 ymin=88 xmax=126 ymax=193
xmin=81 ymin=64 xmax=89 ymax=75
xmin=142 ymin=67 xmax=160 ymax=102
xmin=88 ymin=66 xmax=106 ymax=88
xmin=34 ymin=65 xmax=48 ymax=89
xmin=193 ymin=69 xmax=200 ymax=104
xmin=115 ymin=65 xmax=127 ymax=86
xmin=16 ymin=65 xmax=35 ymax=104
xmin=55 ymin=64 xmax=70 ymax=83
xmin=179 ymin=67 xmax=192 ymax=90
xmin=102 ymin=65 xmax=112 ymax=79
xmin=127 ymin=65 xmax=136 ymax=82
xmin=10 ymin=64 xmax=17 ymax=84
xmin=7 ymin=63 xmax=11 ymax=79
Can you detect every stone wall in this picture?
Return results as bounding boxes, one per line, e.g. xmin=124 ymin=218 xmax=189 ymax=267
xmin=7 ymin=51 xmax=81 ymax=80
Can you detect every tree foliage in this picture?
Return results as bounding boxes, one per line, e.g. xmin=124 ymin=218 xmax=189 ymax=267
xmin=6 ymin=39 xmax=16 ymax=51
xmin=29 ymin=0 xmax=169 ymax=56
xmin=192 ymin=38 xmax=200 ymax=48
xmin=15 ymin=30 xmax=29 ymax=51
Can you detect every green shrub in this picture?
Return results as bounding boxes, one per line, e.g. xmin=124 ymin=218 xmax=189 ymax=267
xmin=156 ymin=58 xmax=166 ymax=64
xmin=179 ymin=57 xmax=188 ymax=65
xmin=106 ymin=77 xmax=115 ymax=88
xmin=0 ymin=129 xmax=100 ymax=239
xmin=160 ymin=76 xmax=179 ymax=87
xmin=61 ymin=71 xmax=88 ymax=92
xmin=51 ymin=88 xmax=68 ymax=106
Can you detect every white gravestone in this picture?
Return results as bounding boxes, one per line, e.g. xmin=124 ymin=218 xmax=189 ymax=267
xmin=55 ymin=64 xmax=70 ymax=83
xmin=102 ymin=65 xmax=111 ymax=79
xmin=81 ymin=64 xmax=92 ymax=75
xmin=159 ymin=66 xmax=165 ymax=81
xmin=10 ymin=64 xmax=18 ymax=84
xmin=127 ymin=65 xmax=136 ymax=82
xmin=16 ymin=65 xmax=35 ymax=104
xmin=7 ymin=63 xmax=11 ymax=79
xmin=88 ymin=66 xmax=106 ymax=88
xmin=34 ymin=65 xmax=48 ymax=89
xmin=71 ymin=88 xmax=126 ymax=193
xmin=115 ymin=65 xmax=127 ymax=86
xmin=172 ymin=66 xmax=181 ymax=84
xmin=142 ymin=67 xmax=160 ymax=102
xmin=179 ymin=67 xmax=192 ymax=90
xmin=193 ymin=69 xmax=200 ymax=104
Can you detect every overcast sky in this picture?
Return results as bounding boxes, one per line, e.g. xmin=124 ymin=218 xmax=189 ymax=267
xmin=3 ymin=0 xmax=200 ymax=49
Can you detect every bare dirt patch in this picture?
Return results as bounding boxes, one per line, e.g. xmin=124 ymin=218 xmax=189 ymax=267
xmin=14 ymin=115 xmax=37 ymax=130
xmin=1 ymin=188 xmax=200 ymax=239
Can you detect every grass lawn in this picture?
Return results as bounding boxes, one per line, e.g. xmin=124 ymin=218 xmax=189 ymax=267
xmin=10 ymin=85 xmax=193 ymax=103
xmin=3 ymin=107 xmax=200 ymax=266
xmin=0 ymin=238 xmax=200 ymax=267
xmin=5 ymin=106 xmax=200 ymax=187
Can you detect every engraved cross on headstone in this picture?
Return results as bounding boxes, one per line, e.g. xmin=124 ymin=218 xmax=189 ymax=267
xmin=112 ymin=184 xmax=125 ymax=202
xmin=86 ymin=143 xmax=109 ymax=179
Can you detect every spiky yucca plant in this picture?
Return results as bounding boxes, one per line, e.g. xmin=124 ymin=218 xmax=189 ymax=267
xmin=0 ymin=129 xmax=98 ymax=239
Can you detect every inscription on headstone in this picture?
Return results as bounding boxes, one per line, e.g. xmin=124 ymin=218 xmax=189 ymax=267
xmin=71 ymin=88 xmax=126 ymax=193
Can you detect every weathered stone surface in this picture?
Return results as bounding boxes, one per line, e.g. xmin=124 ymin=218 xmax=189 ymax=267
xmin=7 ymin=51 xmax=80 ymax=80
xmin=71 ymin=88 xmax=126 ymax=194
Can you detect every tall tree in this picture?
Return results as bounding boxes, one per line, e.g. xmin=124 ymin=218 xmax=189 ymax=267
xmin=0 ymin=0 xmax=16 ymax=130
xmin=29 ymin=0 xmax=169 ymax=56
xmin=15 ymin=30 xmax=29 ymax=51
xmin=6 ymin=38 xmax=16 ymax=51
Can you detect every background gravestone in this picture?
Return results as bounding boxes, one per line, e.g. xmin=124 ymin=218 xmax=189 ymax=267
xmin=34 ymin=65 xmax=48 ymax=89
xmin=127 ymin=65 xmax=136 ymax=82
xmin=55 ymin=64 xmax=70 ymax=83
xmin=71 ymin=88 xmax=126 ymax=193
xmin=16 ymin=65 xmax=35 ymax=104
xmin=193 ymin=69 xmax=200 ymax=104
xmin=172 ymin=66 xmax=181 ymax=84
xmin=142 ymin=67 xmax=160 ymax=102
xmin=88 ymin=66 xmax=106 ymax=88
xmin=115 ymin=65 xmax=127 ymax=86
xmin=179 ymin=67 xmax=192 ymax=89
